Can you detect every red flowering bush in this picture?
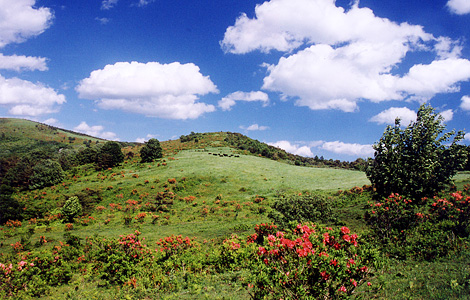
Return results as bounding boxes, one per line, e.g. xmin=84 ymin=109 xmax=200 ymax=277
xmin=232 ymin=223 xmax=380 ymax=299
xmin=366 ymin=190 xmax=470 ymax=260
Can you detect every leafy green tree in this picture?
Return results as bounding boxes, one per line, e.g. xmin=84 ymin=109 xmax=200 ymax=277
xmin=61 ymin=196 xmax=82 ymax=222
xmin=76 ymin=147 xmax=98 ymax=165
xmin=366 ymin=104 xmax=467 ymax=200
xmin=95 ymin=141 xmax=124 ymax=169
xmin=29 ymin=159 xmax=64 ymax=190
xmin=0 ymin=184 xmax=22 ymax=224
xmin=140 ymin=138 xmax=163 ymax=163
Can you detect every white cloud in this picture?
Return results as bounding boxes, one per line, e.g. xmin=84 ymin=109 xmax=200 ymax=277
xmin=0 ymin=75 xmax=66 ymax=116
xmin=101 ymin=0 xmax=118 ymax=10
xmin=218 ymin=91 xmax=268 ymax=111
xmin=135 ymin=133 xmax=159 ymax=143
xmin=321 ymin=141 xmax=374 ymax=157
xmin=269 ymin=140 xmax=313 ymax=157
xmin=73 ymin=122 xmax=118 ymax=140
xmin=369 ymin=107 xmax=417 ymax=125
xmin=461 ymin=95 xmax=470 ymax=111
xmin=240 ymin=123 xmax=269 ymax=131
xmin=95 ymin=17 xmax=110 ymax=25
xmin=42 ymin=118 xmax=59 ymax=126
xmin=224 ymin=0 xmax=470 ymax=112
xmin=447 ymin=0 xmax=470 ymax=15
xmin=76 ymin=61 xmax=218 ymax=120
xmin=439 ymin=109 xmax=454 ymax=121
xmin=0 ymin=0 xmax=53 ymax=48
xmin=221 ymin=0 xmax=432 ymax=54
xmin=465 ymin=133 xmax=470 ymax=141
xmin=0 ymin=53 xmax=47 ymax=72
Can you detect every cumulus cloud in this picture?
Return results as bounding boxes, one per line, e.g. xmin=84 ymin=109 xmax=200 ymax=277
xmin=320 ymin=141 xmax=374 ymax=157
xmin=73 ymin=122 xmax=118 ymax=140
xmin=0 ymin=75 xmax=65 ymax=116
xmin=95 ymin=17 xmax=110 ymax=25
xmin=466 ymin=133 xmax=470 ymax=141
xmin=447 ymin=0 xmax=470 ymax=15
xmin=0 ymin=0 xmax=53 ymax=48
xmin=76 ymin=61 xmax=218 ymax=120
xmin=269 ymin=139 xmax=374 ymax=158
xmin=240 ymin=123 xmax=269 ymax=131
xmin=223 ymin=0 xmax=470 ymax=112
xmin=269 ymin=140 xmax=313 ymax=157
xmin=369 ymin=107 xmax=417 ymax=125
xmin=135 ymin=133 xmax=159 ymax=143
xmin=0 ymin=53 xmax=47 ymax=72
xmin=101 ymin=0 xmax=118 ymax=10
xmin=460 ymin=95 xmax=470 ymax=111
xmin=439 ymin=109 xmax=454 ymax=121
xmin=218 ymin=91 xmax=269 ymax=111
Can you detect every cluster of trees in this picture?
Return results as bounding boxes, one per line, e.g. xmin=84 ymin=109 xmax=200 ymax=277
xmin=179 ymin=131 xmax=202 ymax=143
xmin=224 ymin=132 xmax=368 ymax=170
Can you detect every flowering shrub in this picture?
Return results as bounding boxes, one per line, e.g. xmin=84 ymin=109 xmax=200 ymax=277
xmin=224 ymin=223 xmax=380 ymax=299
xmin=366 ymin=190 xmax=470 ymax=260
xmin=0 ymin=244 xmax=74 ymax=297
xmin=135 ymin=212 xmax=147 ymax=223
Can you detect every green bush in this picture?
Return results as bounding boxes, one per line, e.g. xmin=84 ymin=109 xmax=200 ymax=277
xmin=269 ymin=193 xmax=337 ymax=227
xmin=140 ymin=138 xmax=163 ymax=163
xmin=95 ymin=141 xmax=124 ymax=170
xmin=29 ymin=159 xmax=64 ymax=190
xmin=61 ymin=196 xmax=83 ymax=223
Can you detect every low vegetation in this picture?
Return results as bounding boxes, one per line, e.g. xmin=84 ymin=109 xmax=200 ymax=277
xmin=0 ymin=111 xmax=470 ymax=299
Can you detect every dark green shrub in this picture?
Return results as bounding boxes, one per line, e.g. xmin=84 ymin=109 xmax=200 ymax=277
xmin=140 ymin=138 xmax=162 ymax=163
xmin=29 ymin=159 xmax=64 ymax=190
xmin=269 ymin=193 xmax=337 ymax=227
xmin=95 ymin=141 xmax=124 ymax=170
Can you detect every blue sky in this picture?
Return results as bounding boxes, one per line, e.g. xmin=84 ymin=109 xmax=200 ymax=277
xmin=1 ymin=0 xmax=470 ymax=161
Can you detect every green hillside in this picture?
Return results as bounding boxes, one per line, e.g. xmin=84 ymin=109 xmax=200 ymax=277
xmin=1 ymin=118 xmax=469 ymax=300
xmin=0 ymin=118 xmax=106 ymax=158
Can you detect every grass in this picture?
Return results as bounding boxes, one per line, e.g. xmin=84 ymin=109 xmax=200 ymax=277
xmin=1 ymin=120 xmax=469 ymax=299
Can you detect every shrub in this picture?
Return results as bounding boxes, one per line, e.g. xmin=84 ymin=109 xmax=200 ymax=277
xmin=29 ymin=159 xmax=64 ymax=190
xmin=269 ymin=193 xmax=337 ymax=227
xmin=224 ymin=223 xmax=381 ymax=299
xmin=61 ymin=196 xmax=82 ymax=223
xmin=95 ymin=141 xmax=124 ymax=170
xmin=140 ymin=138 xmax=162 ymax=163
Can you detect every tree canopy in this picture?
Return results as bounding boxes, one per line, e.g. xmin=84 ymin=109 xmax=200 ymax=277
xmin=140 ymin=138 xmax=163 ymax=163
xmin=95 ymin=141 xmax=124 ymax=169
xmin=366 ymin=104 xmax=467 ymax=200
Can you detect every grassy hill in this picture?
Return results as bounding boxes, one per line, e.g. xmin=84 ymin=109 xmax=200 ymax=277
xmin=0 ymin=118 xmax=106 ymax=158
xmin=1 ymin=118 xmax=470 ymax=299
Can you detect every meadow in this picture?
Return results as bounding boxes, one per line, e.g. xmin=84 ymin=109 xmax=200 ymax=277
xmin=1 ymin=119 xmax=470 ymax=299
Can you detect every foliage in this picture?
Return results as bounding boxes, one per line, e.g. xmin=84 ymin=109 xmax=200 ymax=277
xmin=0 ymin=184 xmax=21 ymax=224
xmin=29 ymin=159 xmax=64 ymax=190
xmin=365 ymin=190 xmax=470 ymax=260
xmin=61 ymin=196 xmax=83 ymax=223
xmin=269 ymin=193 xmax=338 ymax=227
xmin=75 ymin=147 xmax=98 ymax=165
xmin=95 ymin=141 xmax=124 ymax=169
xmin=366 ymin=104 xmax=467 ymax=200
xmin=224 ymin=223 xmax=381 ymax=299
xmin=140 ymin=138 xmax=163 ymax=163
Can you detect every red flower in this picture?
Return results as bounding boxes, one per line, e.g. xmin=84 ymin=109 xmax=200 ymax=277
xmin=340 ymin=226 xmax=350 ymax=234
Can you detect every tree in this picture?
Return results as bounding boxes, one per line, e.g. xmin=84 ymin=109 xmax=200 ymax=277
xmin=140 ymin=138 xmax=163 ymax=163
xmin=366 ymin=104 xmax=467 ymax=200
xmin=95 ymin=141 xmax=124 ymax=169
xmin=29 ymin=159 xmax=64 ymax=190
xmin=0 ymin=184 xmax=22 ymax=224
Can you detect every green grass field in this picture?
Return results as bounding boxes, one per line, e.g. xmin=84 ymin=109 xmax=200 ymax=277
xmin=1 ymin=119 xmax=470 ymax=299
